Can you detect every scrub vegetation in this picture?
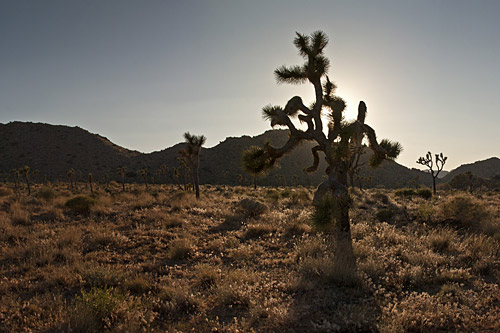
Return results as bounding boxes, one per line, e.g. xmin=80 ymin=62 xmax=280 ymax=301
xmin=1 ymin=182 xmax=499 ymax=331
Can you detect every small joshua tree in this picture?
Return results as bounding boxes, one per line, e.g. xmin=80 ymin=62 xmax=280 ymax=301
xmin=242 ymin=146 xmax=270 ymax=189
xmin=20 ymin=166 xmax=31 ymax=196
xmin=172 ymin=167 xmax=182 ymax=190
xmin=416 ymin=152 xmax=447 ymax=195
xmin=180 ymin=132 xmax=206 ymax=199
xmin=139 ymin=168 xmax=149 ymax=190
xmin=176 ymin=155 xmax=191 ymax=191
xmin=67 ymin=168 xmax=75 ymax=190
xmin=159 ymin=164 xmax=169 ymax=184
xmin=88 ymin=173 xmax=94 ymax=194
xmin=11 ymin=169 xmax=19 ymax=191
xmin=117 ymin=166 xmax=127 ymax=192
xmin=249 ymin=31 xmax=401 ymax=265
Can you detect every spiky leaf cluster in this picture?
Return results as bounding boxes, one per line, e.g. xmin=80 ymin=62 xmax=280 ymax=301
xmin=242 ymin=146 xmax=274 ymax=176
xmin=417 ymin=151 xmax=447 ymax=175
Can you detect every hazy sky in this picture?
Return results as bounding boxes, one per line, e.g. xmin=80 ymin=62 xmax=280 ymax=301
xmin=1 ymin=0 xmax=499 ymax=170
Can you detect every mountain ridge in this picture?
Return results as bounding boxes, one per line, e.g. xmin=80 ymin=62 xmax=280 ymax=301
xmin=1 ymin=121 xmax=498 ymax=187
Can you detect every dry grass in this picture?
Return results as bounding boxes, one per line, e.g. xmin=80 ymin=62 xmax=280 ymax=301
xmin=0 ymin=184 xmax=499 ymax=331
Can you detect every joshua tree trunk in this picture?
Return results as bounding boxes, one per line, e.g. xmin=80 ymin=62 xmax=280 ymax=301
xmin=348 ymin=172 xmax=355 ymax=189
xmin=253 ymin=175 xmax=257 ymax=190
xmin=24 ymin=175 xmax=31 ymax=196
xmin=193 ymin=156 xmax=200 ymax=199
xmin=432 ymin=175 xmax=437 ymax=195
xmin=313 ymin=163 xmax=355 ymax=265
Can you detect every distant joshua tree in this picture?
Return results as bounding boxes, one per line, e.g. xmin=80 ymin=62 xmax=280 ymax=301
xmin=176 ymin=155 xmax=191 ymax=192
xmin=242 ymin=146 xmax=270 ymax=189
xmin=20 ymin=166 xmax=31 ymax=196
xmin=180 ymin=132 xmax=206 ymax=199
xmin=172 ymin=167 xmax=182 ymax=190
xmin=67 ymin=168 xmax=75 ymax=190
xmin=117 ymin=166 xmax=127 ymax=192
xmin=246 ymin=31 xmax=401 ymax=266
xmin=11 ymin=169 xmax=20 ymax=193
xmin=159 ymin=164 xmax=169 ymax=184
xmin=88 ymin=173 xmax=94 ymax=194
xmin=417 ymin=152 xmax=447 ymax=195
xmin=139 ymin=168 xmax=149 ymax=189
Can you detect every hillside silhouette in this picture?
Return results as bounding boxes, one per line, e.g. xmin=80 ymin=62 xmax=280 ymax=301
xmin=2 ymin=121 xmax=496 ymax=188
xmin=441 ymin=157 xmax=500 ymax=182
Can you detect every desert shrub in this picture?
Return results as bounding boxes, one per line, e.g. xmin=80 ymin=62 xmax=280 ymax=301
xmin=163 ymin=216 xmax=183 ymax=229
xmin=264 ymin=189 xmax=281 ymax=202
xmin=124 ymin=277 xmax=152 ymax=294
xmin=158 ymin=285 xmax=199 ymax=317
xmin=83 ymin=230 xmax=123 ymax=253
xmin=81 ymin=265 xmax=127 ymax=288
xmin=70 ymin=286 xmax=126 ymax=331
xmin=65 ymin=195 xmax=96 ymax=215
xmin=284 ymin=221 xmax=312 ymax=237
xmin=35 ymin=186 xmax=57 ymax=201
xmin=131 ymin=192 xmax=155 ymax=209
xmin=395 ymin=188 xmax=416 ymax=198
xmin=439 ymin=195 xmax=491 ymax=228
xmin=416 ymin=188 xmax=433 ymax=199
xmin=372 ymin=192 xmax=390 ymax=204
xmin=238 ymin=198 xmax=268 ymax=218
xmin=194 ymin=263 xmax=220 ymax=289
xmin=288 ymin=188 xmax=311 ymax=206
xmin=244 ymin=223 xmax=275 ymax=239
xmin=167 ymin=238 xmax=193 ymax=260
xmin=396 ymin=187 xmax=432 ymax=200
xmin=428 ymin=231 xmax=452 ymax=252
xmin=9 ymin=201 xmax=30 ymax=225
xmin=0 ymin=186 xmax=14 ymax=197
xmin=130 ymin=188 xmax=143 ymax=196
xmin=416 ymin=202 xmax=435 ymax=221
xmin=375 ymin=208 xmax=395 ymax=222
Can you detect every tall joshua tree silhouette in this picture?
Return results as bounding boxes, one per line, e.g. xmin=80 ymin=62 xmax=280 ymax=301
xmin=248 ymin=31 xmax=402 ymax=264
xmin=180 ymin=132 xmax=206 ymax=199
xmin=417 ymin=152 xmax=447 ymax=195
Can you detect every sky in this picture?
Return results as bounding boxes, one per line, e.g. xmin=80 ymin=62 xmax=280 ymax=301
xmin=1 ymin=0 xmax=500 ymax=170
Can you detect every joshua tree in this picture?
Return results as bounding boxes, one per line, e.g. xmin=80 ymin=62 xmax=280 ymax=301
xmin=104 ymin=173 xmax=109 ymax=189
xmin=159 ymin=164 xmax=169 ymax=184
xmin=20 ymin=166 xmax=31 ymax=196
xmin=416 ymin=152 xmax=447 ymax=195
xmin=180 ymin=132 xmax=206 ymax=199
xmin=88 ymin=173 xmax=94 ymax=194
xmin=11 ymin=169 xmax=20 ymax=192
xmin=117 ymin=166 xmax=127 ymax=192
xmin=248 ymin=31 xmax=401 ymax=264
xmin=67 ymin=168 xmax=75 ymax=190
xmin=172 ymin=167 xmax=182 ymax=190
xmin=242 ymin=146 xmax=270 ymax=189
xmin=139 ymin=168 xmax=149 ymax=190
xmin=176 ymin=155 xmax=191 ymax=191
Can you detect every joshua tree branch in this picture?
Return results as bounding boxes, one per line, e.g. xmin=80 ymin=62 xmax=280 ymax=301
xmin=305 ymin=145 xmax=323 ymax=172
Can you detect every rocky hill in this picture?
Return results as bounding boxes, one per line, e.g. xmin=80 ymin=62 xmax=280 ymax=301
xmin=441 ymin=157 xmax=500 ymax=182
xmin=0 ymin=122 xmax=139 ymax=181
xmin=0 ymin=121 xmax=454 ymax=188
